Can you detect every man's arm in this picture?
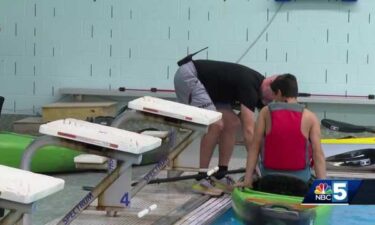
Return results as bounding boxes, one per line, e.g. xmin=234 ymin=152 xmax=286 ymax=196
xmin=308 ymin=111 xmax=327 ymax=179
xmin=240 ymin=104 xmax=255 ymax=151
xmin=241 ymin=106 xmax=267 ymax=187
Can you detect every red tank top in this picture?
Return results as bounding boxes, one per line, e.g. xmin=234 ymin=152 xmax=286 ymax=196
xmin=263 ymin=103 xmax=312 ymax=171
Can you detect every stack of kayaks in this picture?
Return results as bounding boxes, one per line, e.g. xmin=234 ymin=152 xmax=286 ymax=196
xmin=0 ymin=132 xmax=81 ymax=173
xmin=321 ymin=137 xmax=375 ymax=170
xmin=320 ymin=118 xmax=375 ymax=170
xmin=232 ymin=188 xmax=331 ymax=225
xmin=321 ymin=137 xmax=375 ymax=158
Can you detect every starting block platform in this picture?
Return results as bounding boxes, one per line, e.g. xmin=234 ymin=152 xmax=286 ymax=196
xmin=19 ymin=96 xmax=221 ymax=225
xmin=128 ymin=96 xmax=221 ymax=125
xmin=74 ymin=154 xmax=109 ymax=170
xmin=39 ymin=118 xmax=161 ymax=155
xmin=73 ymin=130 xmax=170 ymax=170
xmin=0 ymin=165 xmax=64 ymax=225
xmin=113 ymin=96 xmax=222 ymax=173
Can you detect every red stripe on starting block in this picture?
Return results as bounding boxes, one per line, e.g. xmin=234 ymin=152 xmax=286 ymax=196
xmin=109 ymin=143 xmax=118 ymax=149
xmin=58 ymin=132 xmax=77 ymax=139
xmin=143 ymin=107 xmax=159 ymax=113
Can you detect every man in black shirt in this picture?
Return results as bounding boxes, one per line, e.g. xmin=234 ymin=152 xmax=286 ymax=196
xmin=174 ymin=60 xmax=277 ymax=195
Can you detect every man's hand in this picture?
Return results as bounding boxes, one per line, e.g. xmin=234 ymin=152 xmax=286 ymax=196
xmin=234 ymin=179 xmax=253 ymax=189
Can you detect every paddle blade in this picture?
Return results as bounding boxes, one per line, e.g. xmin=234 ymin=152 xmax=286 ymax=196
xmin=321 ymin=119 xmax=370 ymax=133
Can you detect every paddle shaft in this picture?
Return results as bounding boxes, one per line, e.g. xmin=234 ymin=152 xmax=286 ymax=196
xmin=131 ymin=168 xmax=245 ymax=186
xmin=118 ymin=89 xmax=375 ymax=99
xmin=299 ymin=92 xmax=375 ymax=99
xmin=118 ymin=87 xmax=175 ymax=93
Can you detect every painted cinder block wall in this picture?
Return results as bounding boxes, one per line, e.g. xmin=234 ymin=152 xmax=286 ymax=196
xmin=0 ymin=0 xmax=374 ymax=121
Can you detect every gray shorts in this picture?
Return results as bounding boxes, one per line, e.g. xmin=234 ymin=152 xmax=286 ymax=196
xmin=174 ymin=62 xmax=216 ymax=111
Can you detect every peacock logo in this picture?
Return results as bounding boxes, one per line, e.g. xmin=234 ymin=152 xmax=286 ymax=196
xmin=314 ymin=183 xmax=333 ymax=195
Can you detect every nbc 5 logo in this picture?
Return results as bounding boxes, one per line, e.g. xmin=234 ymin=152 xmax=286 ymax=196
xmin=332 ymin=181 xmax=348 ymax=203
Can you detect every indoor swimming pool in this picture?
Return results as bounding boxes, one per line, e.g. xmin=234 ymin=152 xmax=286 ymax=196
xmin=211 ymin=205 xmax=375 ymax=225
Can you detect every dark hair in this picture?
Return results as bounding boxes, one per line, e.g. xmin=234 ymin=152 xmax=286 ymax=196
xmin=270 ymin=74 xmax=298 ymax=97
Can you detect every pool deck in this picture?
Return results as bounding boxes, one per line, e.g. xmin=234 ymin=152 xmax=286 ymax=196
xmin=36 ymin=157 xmax=244 ymax=225
xmin=31 ymin=162 xmax=375 ymax=225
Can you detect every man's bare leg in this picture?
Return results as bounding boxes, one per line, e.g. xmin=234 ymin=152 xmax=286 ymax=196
xmin=218 ymin=109 xmax=241 ymax=168
xmin=194 ymin=121 xmax=224 ymax=196
xmin=199 ymin=121 xmax=223 ymax=169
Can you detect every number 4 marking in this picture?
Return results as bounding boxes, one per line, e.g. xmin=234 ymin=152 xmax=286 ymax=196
xmin=121 ymin=192 xmax=130 ymax=206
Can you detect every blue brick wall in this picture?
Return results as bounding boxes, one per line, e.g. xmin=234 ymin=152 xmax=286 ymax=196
xmin=0 ymin=0 xmax=374 ymax=115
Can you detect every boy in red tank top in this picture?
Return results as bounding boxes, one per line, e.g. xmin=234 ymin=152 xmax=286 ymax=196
xmin=237 ymin=74 xmax=326 ymax=189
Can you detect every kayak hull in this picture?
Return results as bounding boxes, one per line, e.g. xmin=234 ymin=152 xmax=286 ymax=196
xmin=0 ymin=131 xmax=166 ymax=172
xmin=0 ymin=132 xmax=81 ymax=173
xmin=232 ymin=188 xmax=331 ymax=225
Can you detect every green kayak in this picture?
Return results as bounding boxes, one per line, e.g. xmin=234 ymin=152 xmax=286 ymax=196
xmin=0 ymin=132 xmax=81 ymax=173
xmin=232 ymin=188 xmax=331 ymax=225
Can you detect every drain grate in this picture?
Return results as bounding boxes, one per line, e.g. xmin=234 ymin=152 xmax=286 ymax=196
xmin=174 ymin=194 xmax=232 ymax=225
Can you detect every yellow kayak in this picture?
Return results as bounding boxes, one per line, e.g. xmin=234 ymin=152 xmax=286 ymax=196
xmin=322 ymin=137 xmax=375 ymax=145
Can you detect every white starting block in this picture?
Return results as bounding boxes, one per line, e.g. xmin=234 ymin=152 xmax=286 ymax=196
xmin=126 ymin=96 xmax=222 ymax=172
xmin=39 ymin=118 xmax=161 ymax=154
xmin=0 ymin=165 xmax=64 ymax=225
xmin=128 ymin=96 xmax=222 ymax=125
xmin=73 ymin=130 xmax=169 ymax=170
xmin=39 ymin=118 xmax=162 ymax=172
xmin=140 ymin=130 xmax=169 ymax=138
xmin=74 ymin=154 xmax=109 ymax=170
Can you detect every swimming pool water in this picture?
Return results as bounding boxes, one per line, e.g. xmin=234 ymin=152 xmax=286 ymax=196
xmin=211 ymin=206 xmax=375 ymax=225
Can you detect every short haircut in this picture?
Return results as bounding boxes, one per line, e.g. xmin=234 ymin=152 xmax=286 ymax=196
xmin=270 ymin=74 xmax=298 ymax=97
